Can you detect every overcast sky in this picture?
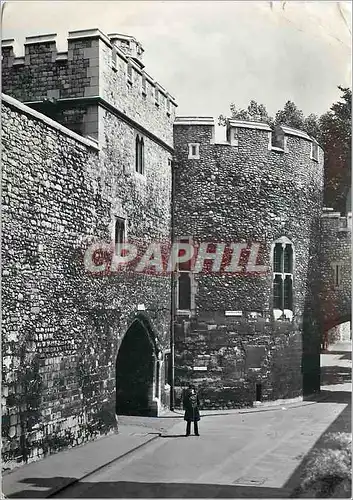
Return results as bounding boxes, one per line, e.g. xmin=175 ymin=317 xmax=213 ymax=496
xmin=2 ymin=1 xmax=352 ymax=120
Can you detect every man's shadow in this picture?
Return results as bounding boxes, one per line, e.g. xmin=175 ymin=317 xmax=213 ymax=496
xmin=160 ymin=434 xmax=186 ymax=438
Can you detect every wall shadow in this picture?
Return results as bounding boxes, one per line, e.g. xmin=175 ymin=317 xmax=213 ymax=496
xmin=320 ymin=366 xmax=351 ymax=386
xmin=283 ymin=401 xmax=351 ymax=498
xmin=301 ymin=217 xmax=323 ymax=397
xmin=303 ymin=350 xmax=351 ymax=403
xmin=160 ymin=434 xmax=186 ymax=438
xmin=8 ymin=477 xmax=292 ymax=498
xmin=318 ymin=389 xmax=351 ymax=404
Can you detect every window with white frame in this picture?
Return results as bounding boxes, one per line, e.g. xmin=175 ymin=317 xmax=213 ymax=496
xmin=188 ymin=143 xmax=200 ymax=160
xmin=233 ymin=129 xmax=239 ymax=147
xmin=272 ymin=237 xmax=294 ymax=318
xmin=271 ymin=128 xmax=285 ymax=149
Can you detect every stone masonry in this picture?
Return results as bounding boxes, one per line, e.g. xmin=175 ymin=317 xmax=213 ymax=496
xmin=1 ymin=27 xmax=351 ymax=469
xmin=319 ymin=209 xmax=352 ymax=331
xmin=172 ymin=117 xmax=350 ymax=408
xmin=2 ymin=29 xmax=177 ymax=470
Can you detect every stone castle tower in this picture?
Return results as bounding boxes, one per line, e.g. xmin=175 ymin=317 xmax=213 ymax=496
xmin=172 ymin=117 xmax=351 ymax=407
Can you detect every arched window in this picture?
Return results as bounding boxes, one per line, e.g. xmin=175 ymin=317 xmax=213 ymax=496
xmin=135 ymin=135 xmax=145 ymax=174
xmin=272 ymin=237 xmax=294 ymax=318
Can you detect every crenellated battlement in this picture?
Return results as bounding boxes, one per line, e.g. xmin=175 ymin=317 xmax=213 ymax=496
xmin=1 ymin=29 xmax=177 ymax=146
xmin=1 ymin=29 xmax=176 ymax=104
xmin=321 ymin=208 xmax=352 ymax=233
xmin=174 ymin=116 xmax=323 ymax=163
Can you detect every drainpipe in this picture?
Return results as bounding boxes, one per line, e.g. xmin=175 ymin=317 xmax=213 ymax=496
xmin=170 ymin=158 xmax=177 ymax=411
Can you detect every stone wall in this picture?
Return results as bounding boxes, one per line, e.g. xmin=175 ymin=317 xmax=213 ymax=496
xmin=319 ymin=209 xmax=352 ymax=331
xmin=173 ymin=118 xmax=325 ymax=407
xmin=1 ymin=94 xmax=172 ymax=469
xmin=1 ymin=27 xmax=177 ymax=469
xmin=2 ymin=26 xmax=350 ymax=470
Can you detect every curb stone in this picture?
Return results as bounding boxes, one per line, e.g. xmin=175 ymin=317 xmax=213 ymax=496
xmin=168 ymin=391 xmax=331 ymax=419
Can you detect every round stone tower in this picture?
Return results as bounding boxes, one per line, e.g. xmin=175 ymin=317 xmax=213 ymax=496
xmin=173 ymin=117 xmax=324 ymax=408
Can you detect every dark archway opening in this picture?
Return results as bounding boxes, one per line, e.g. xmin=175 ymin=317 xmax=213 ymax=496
xmin=116 ymin=319 xmax=156 ymax=416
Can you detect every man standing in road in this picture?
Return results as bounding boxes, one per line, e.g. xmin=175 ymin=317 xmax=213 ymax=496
xmin=183 ymin=385 xmax=201 ymax=436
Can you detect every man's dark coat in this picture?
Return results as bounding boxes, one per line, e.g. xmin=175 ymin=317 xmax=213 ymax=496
xmin=183 ymin=390 xmax=201 ymax=422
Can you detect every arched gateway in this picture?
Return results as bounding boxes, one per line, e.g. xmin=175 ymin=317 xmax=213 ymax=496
xmin=116 ymin=316 xmax=159 ymax=416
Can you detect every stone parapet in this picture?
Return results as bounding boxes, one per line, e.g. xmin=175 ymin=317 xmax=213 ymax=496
xmin=1 ymin=29 xmax=177 ymax=146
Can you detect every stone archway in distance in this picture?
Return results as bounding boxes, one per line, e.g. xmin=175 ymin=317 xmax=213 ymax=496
xmin=322 ymin=314 xmax=352 ymax=349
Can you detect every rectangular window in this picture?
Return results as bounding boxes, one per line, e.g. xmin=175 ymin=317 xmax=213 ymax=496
xmin=164 ymin=352 xmax=172 ymax=386
xmin=188 ymin=143 xmax=200 ymax=159
xmin=155 ymin=88 xmax=159 ymax=106
xmin=311 ymin=141 xmax=319 ymax=161
xmin=255 ymin=383 xmax=262 ymax=402
xmin=178 ymin=237 xmax=193 ymax=271
xmin=112 ymin=47 xmax=117 ymax=70
xmin=334 ymin=263 xmax=342 ymax=287
xmin=178 ymin=272 xmax=191 ymax=310
xmin=274 ymin=243 xmax=282 ymax=273
xmin=142 ymin=75 xmax=147 ymax=95
xmin=273 ymin=275 xmax=283 ymax=309
xmin=233 ymin=129 xmax=239 ymax=146
xmin=135 ymin=135 xmax=145 ymax=175
xmin=127 ymin=61 xmax=133 ymax=84
xmin=176 ymin=237 xmax=194 ymax=311
xmin=115 ymin=218 xmax=125 ymax=250
xmin=155 ymin=361 xmax=160 ymax=398
xmin=140 ymin=137 xmax=145 ymax=175
xmin=284 ymin=275 xmax=293 ymax=309
xmin=284 ymin=245 xmax=293 ymax=273
xmin=271 ymin=129 xmax=284 ymax=149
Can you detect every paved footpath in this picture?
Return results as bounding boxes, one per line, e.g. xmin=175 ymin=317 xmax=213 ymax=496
xmin=3 ymin=342 xmax=351 ymax=499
